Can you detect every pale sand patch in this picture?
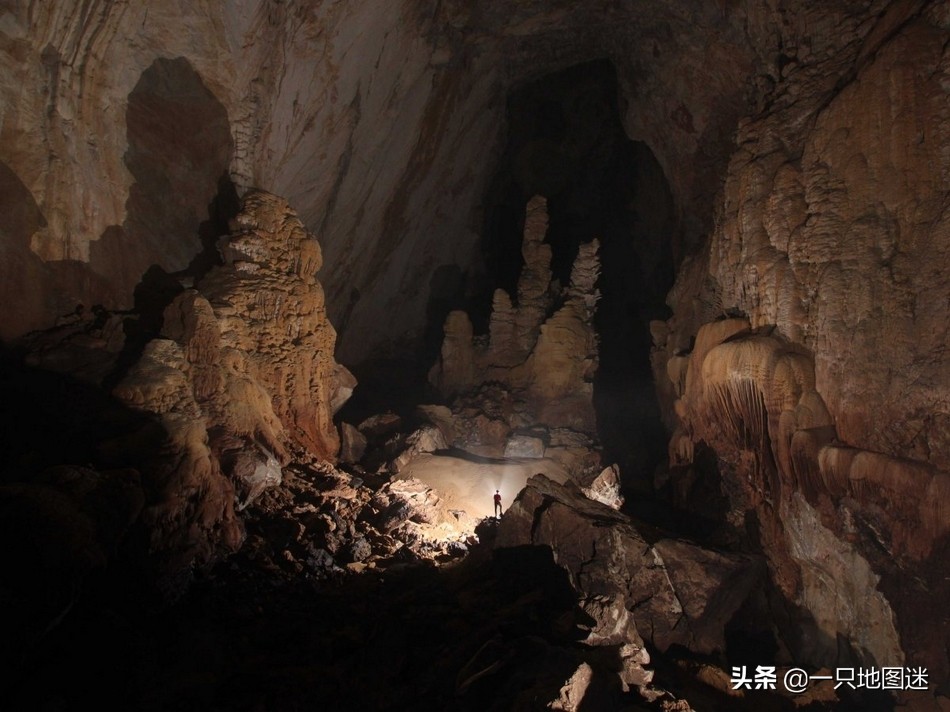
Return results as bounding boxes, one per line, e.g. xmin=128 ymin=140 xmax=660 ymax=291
xmin=397 ymin=452 xmax=570 ymax=520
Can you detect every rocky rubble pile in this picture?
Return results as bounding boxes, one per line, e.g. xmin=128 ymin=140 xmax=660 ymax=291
xmin=495 ymin=473 xmax=765 ymax=709
xmin=233 ymin=458 xmax=478 ymax=584
xmin=9 ymin=191 xmax=356 ymax=590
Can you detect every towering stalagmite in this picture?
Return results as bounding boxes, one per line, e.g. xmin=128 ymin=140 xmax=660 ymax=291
xmin=1 ymin=0 xmax=948 ymax=704
xmin=430 ymin=196 xmax=601 ymax=433
xmin=112 ymin=191 xmax=353 ymax=579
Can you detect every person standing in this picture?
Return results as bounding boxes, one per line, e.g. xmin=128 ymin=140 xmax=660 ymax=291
xmin=493 ymin=490 xmax=503 ymax=518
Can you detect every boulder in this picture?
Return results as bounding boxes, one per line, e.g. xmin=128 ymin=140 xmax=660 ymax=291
xmin=504 ymin=434 xmax=545 ymax=459
xmin=223 ymin=442 xmax=282 ymax=511
xmin=497 ymin=475 xmax=764 ymax=655
xmin=391 ymin=425 xmax=448 ymax=473
xmin=357 ymin=412 xmax=402 ymax=438
xmin=339 ymin=422 xmax=367 ymax=464
xmin=548 ymin=662 xmax=593 ymax=711
xmin=580 ymin=464 xmax=624 ymax=510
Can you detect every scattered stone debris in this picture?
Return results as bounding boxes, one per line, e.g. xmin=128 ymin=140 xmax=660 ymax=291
xmin=491 ymin=474 xmax=766 ymax=707
xmin=230 ymin=457 xmax=479 ymax=585
xmin=580 ymin=463 xmax=625 ymax=510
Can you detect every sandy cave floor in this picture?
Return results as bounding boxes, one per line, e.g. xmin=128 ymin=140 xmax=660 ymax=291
xmin=396 ymin=452 xmax=570 ymax=521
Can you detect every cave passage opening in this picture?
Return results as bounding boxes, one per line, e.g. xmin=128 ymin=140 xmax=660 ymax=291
xmin=478 ymin=59 xmax=676 ymax=487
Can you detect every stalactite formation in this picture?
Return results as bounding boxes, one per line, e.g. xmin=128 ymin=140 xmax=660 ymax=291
xmin=1 ymin=1 xmax=948 ymax=709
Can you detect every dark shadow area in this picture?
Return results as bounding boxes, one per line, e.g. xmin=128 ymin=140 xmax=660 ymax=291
xmin=98 ymin=265 xmax=182 ymax=392
xmin=90 ymin=56 xmax=234 ymax=284
xmin=0 ymin=346 xmax=164 ymax=695
xmin=476 ymin=59 xmax=676 ymax=488
xmin=2 ymin=534 xmax=650 ymax=711
xmin=103 ymin=55 xmax=240 ymax=386
xmin=341 ymin=262 xmax=472 ymax=429
xmin=878 ymin=531 xmax=950 ymax=699
xmin=436 ymin=447 xmax=537 ymax=466
xmin=628 ymin=443 xmax=736 ymax=545
xmin=189 ymin=171 xmax=240 ymax=280
xmin=0 ymin=347 xmax=157 ymax=481
xmin=424 ymin=264 xmax=470 ymax=363
xmin=87 ymin=56 xmax=235 ymax=382
xmin=105 ymin=172 xmax=240 ymax=391
xmin=336 ymin=356 xmax=436 ymax=427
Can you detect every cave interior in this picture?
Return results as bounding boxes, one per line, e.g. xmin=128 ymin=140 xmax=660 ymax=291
xmin=1 ymin=2 xmax=948 ymax=711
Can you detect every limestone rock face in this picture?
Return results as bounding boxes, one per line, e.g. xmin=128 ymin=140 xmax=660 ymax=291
xmin=525 ymin=237 xmax=600 ymax=422
xmin=111 ymin=190 xmax=352 ymax=580
xmin=654 ymin=8 xmax=950 ymax=686
xmin=430 ymin=311 xmax=477 ymax=397
xmin=656 ymin=315 xmax=949 ymax=681
xmin=705 ymin=12 xmax=950 ymax=476
xmin=0 ymin=0 xmax=810 ymax=361
xmin=497 ymin=475 xmax=763 ymax=696
xmin=420 ymin=198 xmax=604 ymax=491
xmin=114 ymin=337 xmax=245 ymax=580
xmin=0 ymin=0 xmax=504 ymax=361
xmin=430 ymin=196 xmax=600 ymax=434
xmin=514 ymin=196 xmax=555 ymax=355
xmin=183 ymin=190 xmax=348 ymax=462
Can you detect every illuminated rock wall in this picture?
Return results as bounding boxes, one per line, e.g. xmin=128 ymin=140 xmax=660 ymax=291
xmin=653 ymin=3 xmax=950 ymax=692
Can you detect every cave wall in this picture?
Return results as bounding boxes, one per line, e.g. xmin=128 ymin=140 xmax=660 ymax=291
xmin=654 ymin=0 xmax=950 ymax=691
xmin=710 ymin=3 xmax=949 ymax=472
xmin=4 ymin=0 xmax=948 ymax=690
xmin=1 ymin=0 xmax=780 ymax=360
xmin=0 ymin=1 xmax=503 ymax=357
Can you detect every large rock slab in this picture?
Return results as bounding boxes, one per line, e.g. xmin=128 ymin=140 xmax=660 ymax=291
xmin=497 ymin=475 xmax=764 ymax=655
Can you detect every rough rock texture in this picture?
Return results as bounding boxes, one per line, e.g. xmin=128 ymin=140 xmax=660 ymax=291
xmin=389 ymin=424 xmax=448 ymax=474
xmin=3 ymin=0 xmax=948 ymax=704
xmin=652 ymin=2 xmax=950 ymax=696
xmin=233 ymin=462 xmax=476 ymax=580
xmin=656 ymin=315 xmax=950 ymax=691
xmin=114 ymin=337 xmax=245 ymax=581
xmin=430 ymin=310 xmax=477 ymax=396
xmin=338 ymin=422 xmax=368 ymax=465
xmin=497 ymin=474 xmax=764 ymax=702
xmin=430 ymin=196 xmax=600 ymax=434
xmin=580 ymin=464 xmax=625 ymax=510
xmin=504 ymin=434 xmax=545 ymax=459
xmin=178 ymin=190 xmax=351 ymax=462
xmin=421 ymin=198 xmax=604 ymax=491
xmin=107 ymin=191 xmax=353 ymax=581
xmin=0 ymin=0 xmax=503 ymax=358
xmin=0 ymin=0 xmax=806 ymax=361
